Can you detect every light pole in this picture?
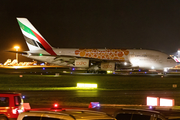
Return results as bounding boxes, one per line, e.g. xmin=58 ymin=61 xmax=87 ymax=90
xmin=14 ymin=46 xmax=19 ymax=62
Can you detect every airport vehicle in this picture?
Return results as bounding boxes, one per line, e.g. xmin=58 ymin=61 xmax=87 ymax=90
xmin=114 ymin=108 xmax=180 ymax=120
xmin=114 ymin=108 xmax=166 ymax=120
xmin=0 ymin=93 xmax=24 ymax=120
xmin=156 ymin=109 xmax=180 ymax=120
xmin=15 ymin=18 xmax=176 ymax=72
xmin=17 ymin=109 xmax=115 ymax=120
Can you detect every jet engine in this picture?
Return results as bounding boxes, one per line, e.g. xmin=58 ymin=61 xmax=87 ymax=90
xmin=101 ymin=62 xmax=115 ymax=71
xmin=74 ymin=59 xmax=89 ymax=67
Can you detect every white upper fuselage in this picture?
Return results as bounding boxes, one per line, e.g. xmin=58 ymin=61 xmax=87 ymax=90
xmin=23 ymin=48 xmax=176 ymax=70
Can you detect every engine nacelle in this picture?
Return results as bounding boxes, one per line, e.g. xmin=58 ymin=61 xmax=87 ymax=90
xmin=74 ymin=59 xmax=89 ymax=67
xmin=101 ymin=62 xmax=115 ymax=71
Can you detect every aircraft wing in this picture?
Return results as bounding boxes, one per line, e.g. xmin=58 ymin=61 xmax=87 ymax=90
xmin=7 ymin=50 xmax=131 ymax=67
xmin=53 ymin=55 xmax=130 ymax=63
xmin=7 ymin=51 xmax=28 ymax=55
xmin=7 ymin=50 xmax=130 ymax=63
xmin=7 ymin=51 xmax=52 ymax=56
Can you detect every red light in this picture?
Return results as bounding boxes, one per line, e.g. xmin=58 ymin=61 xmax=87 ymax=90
xmin=54 ymin=103 xmax=58 ymax=108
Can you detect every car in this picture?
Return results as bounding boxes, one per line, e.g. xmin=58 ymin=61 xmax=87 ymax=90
xmin=114 ymin=108 xmax=180 ymax=120
xmin=114 ymin=108 xmax=167 ymax=120
xmin=17 ymin=108 xmax=116 ymax=120
xmin=154 ymin=109 xmax=180 ymax=120
xmin=0 ymin=92 xmax=24 ymax=120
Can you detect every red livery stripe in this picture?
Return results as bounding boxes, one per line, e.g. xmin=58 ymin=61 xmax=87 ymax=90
xmin=31 ymin=30 xmax=57 ymax=56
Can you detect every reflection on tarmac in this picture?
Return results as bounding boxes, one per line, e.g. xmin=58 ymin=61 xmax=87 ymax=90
xmin=21 ymin=90 xmax=99 ymax=97
xmin=75 ymin=90 xmax=98 ymax=97
xmin=20 ymin=90 xmax=180 ymax=107
xmin=21 ymin=90 xmax=180 ymax=98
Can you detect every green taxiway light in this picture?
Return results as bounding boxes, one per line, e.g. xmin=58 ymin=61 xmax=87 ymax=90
xmin=39 ymin=53 xmax=43 ymax=56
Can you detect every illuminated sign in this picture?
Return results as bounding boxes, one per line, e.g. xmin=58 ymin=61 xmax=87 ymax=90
xmin=77 ymin=83 xmax=97 ymax=89
xmin=147 ymin=97 xmax=159 ymax=106
xmin=107 ymin=71 xmax=113 ymax=74
xmin=160 ymin=98 xmax=174 ymax=106
xmin=147 ymin=97 xmax=175 ymax=106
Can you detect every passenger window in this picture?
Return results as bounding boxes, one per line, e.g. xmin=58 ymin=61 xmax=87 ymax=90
xmin=0 ymin=97 xmax=9 ymax=107
xmin=14 ymin=96 xmax=21 ymax=106
xmin=23 ymin=116 xmax=41 ymax=120
xmin=132 ymin=114 xmax=151 ymax=120
xmin=115 ymin=113 xmax=132 ymax=120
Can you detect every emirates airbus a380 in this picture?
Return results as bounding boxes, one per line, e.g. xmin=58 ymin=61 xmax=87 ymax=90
xmin=15 ymin=18 xmax=176 ymax=72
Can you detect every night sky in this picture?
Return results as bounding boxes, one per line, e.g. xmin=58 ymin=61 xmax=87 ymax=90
xmin=1 ymin=0 xmax=180 ymax=63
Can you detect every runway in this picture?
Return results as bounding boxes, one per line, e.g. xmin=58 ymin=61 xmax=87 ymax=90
xmin=21 ymin=90 xmax=180 ymax=98
xmin=0 ymin=66 xmax=180 ymax=109
xmin=19 ymin=90 xmax=180 ymax=108
xmin=0 ymin=65 xmax=180 ymax=76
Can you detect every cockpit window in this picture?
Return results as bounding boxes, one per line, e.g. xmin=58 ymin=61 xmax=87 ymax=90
xmin=167 ymin=57 xmax=172 ymax=59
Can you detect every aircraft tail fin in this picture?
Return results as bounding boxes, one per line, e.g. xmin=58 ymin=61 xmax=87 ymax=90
xmin=16 ymin=18 xmax=57 ymax=55
xmin=172 ymin=55 xmax=180 ymax=62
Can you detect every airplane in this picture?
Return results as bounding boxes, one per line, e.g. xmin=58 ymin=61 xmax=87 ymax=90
xmin=14 ymin=17 xmax=176 ymax=73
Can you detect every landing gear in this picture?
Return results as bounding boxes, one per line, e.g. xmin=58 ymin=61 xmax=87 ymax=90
xmin=87 ymin=70 xmax=107 ymax=74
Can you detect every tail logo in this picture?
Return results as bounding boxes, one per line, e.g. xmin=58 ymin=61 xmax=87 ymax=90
xmin=17 ymin=19 xmax=57 ymax=56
